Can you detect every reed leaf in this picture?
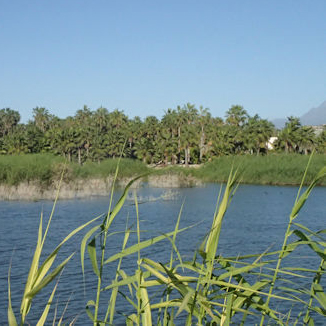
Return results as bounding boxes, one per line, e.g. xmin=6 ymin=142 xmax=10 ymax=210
xmin=26 ymin=253 xmax=74 ymax=298
xmin=217 ymin=262 xmax=267 ymax=280
xmin=221 ymin=292 xmax=233 ymax=325
xmin=290 ymin=166 xmax=326 ymax=221
xmin=80 ymin=224 xmax=101 ymax=276
xmin=34 ymin=213 xmax=102 ymax=290
xmin=7 ymin=258 xmax=18 ymax=326
xmin=292 ymin=222 xmax=326 ymax=240
xmin=206 ymin=279 xmax=296 ymax=302
xmin=20 ymin=211 xmax=44 ymax=319
xmin=106 ymin=225 xmax=132 ymax=324
xmin=104 ymin=226 xmax=193 ymax=264
xmin=140 ymin=273 xmax=152 ymax=326
xmin=36 ymin=279 xmax=59 ymax=326
xmin=293 ymin=230 xmax=326 ymax=260
xmin=175 ymin=291 xmax=192 ymax=317
xmin=205 ymin=168 xmax=239 ymax=262
xmin=102 ymin=271 xmax=151 ymax=291
xmin=88 ymin=238 xmax=100 ymax=276
xmin=119 ymin=269 xmax=135 ymax=296
xmin=105 ymin=173 xmax=149 ymax=230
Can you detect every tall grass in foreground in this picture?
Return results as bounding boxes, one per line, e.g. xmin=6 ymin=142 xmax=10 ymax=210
xmin=8 ymin=159 xmax=326 ymax=325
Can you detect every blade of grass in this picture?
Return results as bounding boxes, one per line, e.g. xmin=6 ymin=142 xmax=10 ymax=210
xmin=36 ymin=276 xmax=60 ymax=326
xmin=88 ymin=238 xmax=100 ymax=277
xmin=8 ymin=255 xmax=18 ymax=326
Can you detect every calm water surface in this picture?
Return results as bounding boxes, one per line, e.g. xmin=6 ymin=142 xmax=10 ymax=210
xmin=1 ymin=184 xmax=325 ymax=325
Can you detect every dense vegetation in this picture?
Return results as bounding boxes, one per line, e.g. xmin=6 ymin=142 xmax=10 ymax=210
xmin=0 ymin=104 xmax=325 ymax=166
xmin=1 ymin=153 xmax=326 ymax=186
xmin=192 ymin=153 xmax=326 ymax=185
xmin=0 ymin=154 xmax=149 ymax=185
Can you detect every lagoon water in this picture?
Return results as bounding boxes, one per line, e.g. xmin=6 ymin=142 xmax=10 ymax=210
xmin=1 ymin=184 xmax=325 ymax=325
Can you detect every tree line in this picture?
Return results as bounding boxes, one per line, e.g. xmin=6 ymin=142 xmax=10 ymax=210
xmin=0 ymin=104 xmax=325 ymax=165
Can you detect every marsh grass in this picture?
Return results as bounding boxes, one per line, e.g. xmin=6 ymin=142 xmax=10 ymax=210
xmin=0 ymin=154 xmax=148 ymax=186
xmin=192 ymin=154 xmax=326 ymax=185
xmin=7 ymin=157 xmax=326 ymax=325
xmin=71 ymin=158 xmax=149 ymax=179
xmin=0 ymin=154 xmax=63 ymax=186
xmin=1 ymin=153 xmax=325 ymax=188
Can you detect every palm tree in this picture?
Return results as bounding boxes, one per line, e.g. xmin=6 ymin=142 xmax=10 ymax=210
xmin=0 ymin=108 xmax=21 ymax=136
xmin=93 ymin=106 xmax=109 ymax=133
xmin=33 ymin=107 xmax=50 ymax=132
xmin=180 ymin=103 xmax=199 ymax=166
xmin=297 ymin=126 xmax=316 ymax=155
xmin=225 ymin=105 xmax=248 ymax=127
xmin=2 ymin=125 xmax=28 ymax=154
xmin=244 ymin=115 xmax=274 ymax=155
xmin=198 ymin=106 xmax=211 ymax=162
xmin=316 ymin=127 xmax=326 ymax=153
xmin=277 ymin=116 xmax=301 ymax=153
xmin=75 ymin=106 xmax=94 ymax=162
xmin=161 ymin=109 xmax=179 ymax=164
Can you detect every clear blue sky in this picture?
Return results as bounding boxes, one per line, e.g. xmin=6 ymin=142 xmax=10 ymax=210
xmin=1 ymin=0 xmax=325 ymax=122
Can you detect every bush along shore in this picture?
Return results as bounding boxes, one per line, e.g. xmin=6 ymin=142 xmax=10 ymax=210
xmin=0 ymin=153 xmax=325 ymax=200
xmin=7 ymin=162 xmax=326 ymax=325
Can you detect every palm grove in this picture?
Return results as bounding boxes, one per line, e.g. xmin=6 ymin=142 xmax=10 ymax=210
xmin=0 ymin=104 xmax=325 ymax=165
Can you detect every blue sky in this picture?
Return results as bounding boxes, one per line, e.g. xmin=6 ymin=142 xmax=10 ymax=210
xmin=1 ymin=0 xmax=325 ymax=122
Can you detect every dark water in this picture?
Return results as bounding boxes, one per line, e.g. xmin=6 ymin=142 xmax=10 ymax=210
xmin=0 ymin=184 xmax=325 ymax=325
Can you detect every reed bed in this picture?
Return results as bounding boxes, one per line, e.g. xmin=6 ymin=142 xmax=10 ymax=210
xmin=0 ymin=153 xmax=325 ymax=189
xmin=7 ymin=158 xmax=326 ymax=325
xmin=0 ymin=154 xmax=149 ymax=186
xmin=0 ymin=154 xmax=63 ymax=186
xmin=71 ymin=158 xmax=149 ymax=179
xmin=193 ymin=153 xmax=326 ymax=185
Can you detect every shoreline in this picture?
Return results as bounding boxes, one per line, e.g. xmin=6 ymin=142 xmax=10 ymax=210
xmin=0 ymin=174 xmax=203 ymax=201
xmin=1 ymin=173 xmax=324 ymax=201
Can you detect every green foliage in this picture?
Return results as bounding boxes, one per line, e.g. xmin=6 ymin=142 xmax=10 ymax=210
xmin=0 ymin=154 xmax=149 ymax=186
xmin=0 ymin=154 xmax=64 ymax=186
xmin=193 ymin=154 xmax=326 ymax=185
xmin=0 ymin=153 xmax=325 ymax=187
xmin=1 ymin=104 xmax=325 ymax=166
xmin=71 ymin=158 xmax=149 ymax=179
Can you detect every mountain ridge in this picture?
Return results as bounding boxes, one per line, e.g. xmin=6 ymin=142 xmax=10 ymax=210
xmin=272 ymin=100 xmax=326 ymax=128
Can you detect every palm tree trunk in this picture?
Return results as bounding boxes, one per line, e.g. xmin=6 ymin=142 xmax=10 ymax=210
xmin=178 ymin=126 xmax=181 ymax=163
xmin=78 ymin=148 xmax=82 ymax=165
xmin=185 ymin=146 xmax=190 ymax=167
xmin=199 ymin=126 xmax=205 ymax=162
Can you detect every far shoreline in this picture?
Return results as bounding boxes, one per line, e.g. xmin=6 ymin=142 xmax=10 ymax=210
xmin=0 ymin=153 xmax=325 ymax=200
xmin=0 ymin=173 xmax=324 ymax=201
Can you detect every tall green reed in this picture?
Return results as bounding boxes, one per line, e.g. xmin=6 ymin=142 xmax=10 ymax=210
xmin=7 ymin=167 xmax=103 ymax=326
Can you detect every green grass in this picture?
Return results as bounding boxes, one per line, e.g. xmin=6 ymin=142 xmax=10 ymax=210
xmin=0 ymin=154 xmax=64 ymax=186
xmin=71 ymin=158 xmax=149 ymax=179
xmin=0 ymin=154 xmax=149 ymax=186
xmin=0 ymin=153 xmax=325 ymax=188
xmin=191 ymin=153 xmax=326 ymax=185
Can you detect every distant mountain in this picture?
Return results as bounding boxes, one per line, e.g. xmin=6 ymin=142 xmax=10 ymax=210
xmin=272 ymin=100 xmax=326 ymax=129
xmin=300 ymin=100 xmax=326 ymax=126
xmin=272 ymin=118 xmax=287 ymax=129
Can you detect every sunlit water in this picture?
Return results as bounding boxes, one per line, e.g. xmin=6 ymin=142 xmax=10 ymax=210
xmin=0 ymin=184 xmax=325 ymax=325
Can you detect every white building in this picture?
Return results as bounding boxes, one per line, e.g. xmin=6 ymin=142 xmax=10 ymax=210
xmin=267 ymin=136 xmax=278 ymax=150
